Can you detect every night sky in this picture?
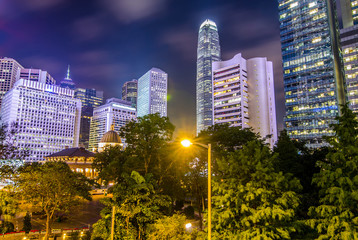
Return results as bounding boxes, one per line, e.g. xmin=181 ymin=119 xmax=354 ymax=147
xmin=0 ymin=0 xmax=286 ymax=136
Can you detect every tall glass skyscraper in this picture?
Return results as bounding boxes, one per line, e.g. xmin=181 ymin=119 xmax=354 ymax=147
xmin=122 ymin=79 xmax=137 ymax=108
xmin=340 ymin=0 xmax=358 ymax=113
xmin=137 ymin=68 xmax=167 ymax=118
xmin=196 ymin=19 xmax=221 ymax=134
xmin=278 ymin=0 xmax=346 ymax=148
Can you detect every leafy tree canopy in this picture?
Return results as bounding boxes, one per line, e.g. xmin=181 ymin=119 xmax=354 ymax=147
xmin=120 ymin=113 xmax=175 ymax=174
xmin=308 ymin=104 xmax=358 ymax=239
xmin=15 ymin=161 xmax=93 ymax=240
xmin=212 ymin=141 xmax=302 ymax=239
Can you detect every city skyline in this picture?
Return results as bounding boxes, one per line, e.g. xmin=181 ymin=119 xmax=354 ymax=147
xmin=0 ymin=0 xmax=286 ymax=135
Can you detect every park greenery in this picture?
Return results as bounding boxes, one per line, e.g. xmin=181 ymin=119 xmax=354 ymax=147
xmin=1 ymin=106 xmax=358 ymax=239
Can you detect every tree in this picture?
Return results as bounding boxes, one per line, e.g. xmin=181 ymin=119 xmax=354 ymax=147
xmin=273 ymin=130 xmax=323 ymax=219
xmin=15 ymin=162 xmax=93 ymax=240
xmin=120 ymin=113 xmax=175 ymax=174
xmin=92 ymin=171 xmax=171 ymax=240
xmin=22 ymin=211 xmax=32 ymax=233
xmin=0 ymin=190 xmax=17 ymax=234
xmin=92 ymin=145 xmax=128 ymax=184
xmin=211 ymin=141 xmax=302 ymax=239
xmin=147 ymin=214 xmax=197 ymax=240
xmin=308 ymin=104 xmax=358 ymax=239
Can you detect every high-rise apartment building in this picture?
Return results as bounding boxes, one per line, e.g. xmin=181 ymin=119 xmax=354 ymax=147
xmin=0 ymin=57 xmax=24 ymax=108
xmin=59 ymin=65 xmax=76 ymax=89
xmin=213 ymin=54 xmax=277 ymax=147
xmin=122 ymin=79 xmax=138 ymax=108
xmin=340 ymin=0 xmax=358 ymax=113
xmin=0 ymin=79 xmax=81 ymax=162
xmin=278 ymin=0 xmax=345 ymax=148
xmin=19 ymin=68 xmax=56 ymax=85
xmin=89 ymin=98 xmax=136 ymax=151
xmin=137 ymin=68 xmax=167 ymax=118
xmin=74 ymin=88 xmax=104 ymax=149
xmin=196 ymin=19 xmax=221 ymax=134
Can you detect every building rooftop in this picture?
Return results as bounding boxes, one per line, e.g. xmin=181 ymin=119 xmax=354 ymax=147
xmin=100 ymin=130 xmax=122 ymax=144
xmin=46 ymin=147 xmax=95 ymax=158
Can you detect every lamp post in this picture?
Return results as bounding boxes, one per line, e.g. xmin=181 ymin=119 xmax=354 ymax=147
xmin=181 ymin=139 xmax=212 ymax=240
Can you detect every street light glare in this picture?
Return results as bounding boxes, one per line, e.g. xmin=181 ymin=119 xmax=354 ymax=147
xmin=185 ymin=222 xmax=192 ymax=229
xmin=181 ymin=139 xmax=192 ymax=147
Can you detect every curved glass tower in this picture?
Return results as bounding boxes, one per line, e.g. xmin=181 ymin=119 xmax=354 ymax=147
xmin=196 ymin=19 xmax=221 ymax=134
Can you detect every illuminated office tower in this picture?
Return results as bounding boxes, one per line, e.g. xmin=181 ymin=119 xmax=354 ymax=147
xmin=196 ymin=19 xmax=221 ymax=134
xmin=340 ymin=0 xmax=358 ymax=113
xmin=88 ymin=98 xmax=136 ymax=151
xmin=278 ymin=0 xmax=345 ymax=148
xmin=60 ymin=65 xmax=76 ymax=89
xmin=137 ymin=68 xmax=167 ymax=117
xmin=74 ymin=88 xmax=104 ymax=149
xmin=213 ymin=53 xmax=277 ymax=147
xmin=19 ymin=68 xmax=56 ymax=85
xmin=122 ymin=79 xmax=137 ymax=108
xmin=0 ymin=57 xmax=23 ymax=107
xmin=0 ymin=79 xmax=81 ymax=162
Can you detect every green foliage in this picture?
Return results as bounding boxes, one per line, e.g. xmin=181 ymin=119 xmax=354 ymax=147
xmin=0 ymin=221 xmax=14 ymax=234
xmin=198 ymin=124 xmax=260 ymax=156
xmin=15 ymin=161 xmax=94 ymax=239
xmin=120 ymin=113 xmax=175 ymax=174
xmin=273 ymin=130 xmax=323 ymax=220
xmin=0 ymin=190 xmax=17 ymax=221
xmin=22 ymin=211 xmax=32 ymax=233
xmin=92 ymin=171 xmax=171 ymax=240
xmin=92 ymin=145 xmax=128 ymax=184
xmin=211 ymin=141 xmax=302 ymax=239
xmin=308 ymin=104 xmax=358 ymax=239
xmin=147 ymin=214 xmax=197 ymax=240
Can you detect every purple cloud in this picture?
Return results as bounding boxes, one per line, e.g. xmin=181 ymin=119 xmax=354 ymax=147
xmin=98 ymin=0 xmax=167 ymax=23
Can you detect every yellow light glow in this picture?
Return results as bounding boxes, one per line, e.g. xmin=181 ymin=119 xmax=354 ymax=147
xmin=181 ymin=139 xmax=192 ymax=148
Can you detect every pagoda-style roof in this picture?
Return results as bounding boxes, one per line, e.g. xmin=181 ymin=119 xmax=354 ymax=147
xmin=46 ymin=147 xmax=95 ymax=158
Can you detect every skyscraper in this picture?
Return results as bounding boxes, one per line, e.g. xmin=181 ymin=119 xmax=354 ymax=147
xmin=19 ymin=68 xmax=56 ymax=85
xmin=0 ymin=79 xmax=81 ymax=162
xmin=196 ymin=19 xmax=221 ymax=134
xmin=122 ymin=79 xmax=138 ymax=108
xmin=213 ymin=53 xmax=277 ymax=147
xmin=340 ymin=0 xmax=358 ymax=113
xmin=60 ymin=65 xmax=76 ymax=89
xmin=88 ymin=98 xmax=136 ymax=151
xmin=278 ymin=0 xmax=345 ymax=148
xmin=74 ymin=88 xmax=104 ymax=149
xmin=0 ymin=57 xmax=24 ymax=108
xmin=137 ymin=68 xmax=167 ymax=118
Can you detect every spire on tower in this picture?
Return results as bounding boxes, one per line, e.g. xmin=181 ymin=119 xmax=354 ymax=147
xmin=66 ymin=65 xmax=71 ymax=80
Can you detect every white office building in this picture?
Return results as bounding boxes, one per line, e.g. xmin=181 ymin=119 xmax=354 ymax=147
xmin=89 ymin=98 xmax=136 ymax=151
xmin=0 ymin=57 xmax=24 ymax=108
xmin=19 ymin=68 xmax=56 ymax=85
xmin=213 ymin=53 xmax=277 ymax=147
xmin=137 ymin=68 xmax=167 ymax=117
xmin=0 ymin=79 xmax=82 ymax=162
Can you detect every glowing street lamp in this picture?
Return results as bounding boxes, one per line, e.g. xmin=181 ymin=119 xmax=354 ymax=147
xmin=181 ymin=139 xmax=212 ymax=240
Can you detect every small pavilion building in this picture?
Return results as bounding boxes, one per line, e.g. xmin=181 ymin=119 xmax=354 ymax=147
xmin=44 ymin=147 xmax=97 ymax=179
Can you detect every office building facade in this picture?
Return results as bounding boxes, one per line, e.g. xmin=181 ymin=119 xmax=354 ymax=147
xmin=278 ymin=0 xmax=345 ymax=148
xmin=88 ymin=98 xmax=136 ymax=151
xmin=0 ymin=79 xmax=81 ymax=162
xmin=340 ymin=0 xmax=358 ymax=113
xmin=196 ymin=19 xmax=221 ymax=134
xmin=122 ymin=79 xmax=138 ymax=108
xmin=137 ymin=68 xmax=167 ymax=118
xmin=74 ymin=88 xmax=104 ymax=149
xmin=213 ymin=54 xmax=277 ymax=147
xmin=19 ymin=68 xmax=56 ymax=85
xmin=0 ymin=57 xmax=24 ymax=108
